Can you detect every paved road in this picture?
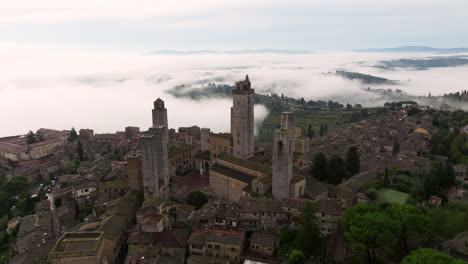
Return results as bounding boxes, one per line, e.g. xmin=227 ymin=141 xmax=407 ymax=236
xmin=47 ymin=192 xmax=60 ymax=239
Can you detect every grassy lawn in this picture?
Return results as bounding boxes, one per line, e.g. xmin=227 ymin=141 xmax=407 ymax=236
xmin=375 ymin=188 xmax=411 ymax=204
xmin=460 ymin=155 xmax=468 ymax=166
xmin=257 ymin=110 xmax=354 ymax=142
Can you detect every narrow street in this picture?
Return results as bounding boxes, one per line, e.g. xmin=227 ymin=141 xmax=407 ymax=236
xmin=47 ymin=192 xmax=60 ymax=239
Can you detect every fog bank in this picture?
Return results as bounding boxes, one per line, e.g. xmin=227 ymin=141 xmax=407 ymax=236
xmin=1 ymin=43 xmax=467 ymax=137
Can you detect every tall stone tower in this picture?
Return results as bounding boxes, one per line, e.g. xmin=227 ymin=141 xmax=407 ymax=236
xmin=152 ymin=98 xmax=168 ymax=144
xmin=272 ymin=112 xmax=295 ymax=200
xmin=281 ymin=112 xmax=295 ymax=152
xmin=200 ymin=128 xmax=210 ymax=152
xmin=231 ymin=75 xmax=255 ymax=159
xmin=126 ymin=154 xmax=143 ymax=193
xmin=140 ymin=126 xmax=170 ymax=200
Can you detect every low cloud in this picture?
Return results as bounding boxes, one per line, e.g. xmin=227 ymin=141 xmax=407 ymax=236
xmin=1 ymin=43 xmax=467 ymax=137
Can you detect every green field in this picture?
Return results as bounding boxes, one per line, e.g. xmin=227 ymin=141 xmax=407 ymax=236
xmin=375 ymin=188 xmax=411 ymax=204
xmin=461 ymin=156 xmax=468 ymax=166
xmin=257 ymin=110 xmax=354 ymax=142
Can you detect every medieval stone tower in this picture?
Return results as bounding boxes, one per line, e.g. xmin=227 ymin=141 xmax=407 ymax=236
xmin=152 ymin=98 xmax=168 ymax=144
xmin=231 ymin=75 xmax=255 ymax=159
xmin=140 ymin=98 xmax=170 ymax=200
xmin=200 ymin=128 xmax=210 ymax=152
xmin=272 ymin=112 xmax=295 ymax=200
xmin=281 ymin=112 xmax=295 ymax=152
xmin=140 ymin=126 xmax=170 ymax=200
xmin=126 ymin=153 xmax=143 ymax=193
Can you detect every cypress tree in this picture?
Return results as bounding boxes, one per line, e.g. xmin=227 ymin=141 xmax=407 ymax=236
xmin=327 ymin=155 xmax=346 ymax=185
xmin=310 ymin=152 xmax=327 ymax=181
xmin=77 ymin=140 xmax=85 ymax=161
xmin=345 ymin=146 xmax=360 ymax=176
xmin=307 ymin=124 xmax=313 ymax=139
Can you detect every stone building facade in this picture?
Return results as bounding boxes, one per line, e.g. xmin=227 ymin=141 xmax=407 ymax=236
xmin=272 ymin=130 xmax=293 ymax=200
xmin=187 ymin=229 xmax=245 ymax=264
xmin=200 ymin=128 xmax=210 ymax=152
xmin=231 ymin=75 xmax=255 ymax=159
xmin=209 ymin=163 xmax=253 ymax=201
xmin=126 ymin=154 xmax=143 ymax=193
xmin=140 ymin=126 xmax=170 ymax=200
xmin=0 ymin=128 xmax=68 ymax=163
xmin=209 ymin=133 xmax=232 ymax=159
xmin=47 ymin=232 xmax=108 ymax=264
xmin=234 ymin=197 xmax=286 ymax=234
xmin=281 ymin=112 xmax=295 ymax=152
xmin=249 ymin=232 xmax=278 ymax=256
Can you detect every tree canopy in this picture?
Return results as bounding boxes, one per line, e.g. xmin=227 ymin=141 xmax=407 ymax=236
xmin=187 ymin=191 xmax=208 ymax=210
xmin=424 ymin=161 xmax=455 ymax=199
xmin=26 ymin=130 xmax=38 ymax=145
xmin=77 ymin=140 xmax=85 ymax=161
xmin=345 ymin=146 xmax=360 ymax=176
xmin=401 ymin=248 xmax=466 ymax=264
xmin=342 ymin=203 xmax=395 ymax=264
xmin=310 ymin=152 xmax=327 ymax=181
xmin=69 ymin=127 xmax=78 ymax=141
xmin=386 ymin=204 xmax=432 ymax=255
xmin=296 ymin=202 xmax=321 ymax=257
xmin=327 ymin=155 xmax=346 ymax=185
xmin=289 ymin=250 xmax=305 ymax=264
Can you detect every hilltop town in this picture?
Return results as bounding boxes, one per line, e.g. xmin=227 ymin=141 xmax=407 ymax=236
xmin=0 ymin=76 xmax=467 ymax=264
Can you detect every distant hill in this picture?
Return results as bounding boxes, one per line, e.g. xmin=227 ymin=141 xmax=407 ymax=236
xmin=355 ymin=46 xmax=468 ymax=53
xmin=376 ymin=56 xmax=468 ymax=69
xmin=146 ymin=49 xmax=313 ymax=55
xmin=333 ymin=70 xmax=398 ymax=85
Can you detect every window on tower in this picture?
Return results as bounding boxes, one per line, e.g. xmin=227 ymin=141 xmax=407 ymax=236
xmin=278 ymin=140 xmax=283 ymax=154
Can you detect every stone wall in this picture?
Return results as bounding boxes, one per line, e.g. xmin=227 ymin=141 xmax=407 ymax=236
xmin=231 ymin=76 xmax=255 ymax=159
xmin=209 ymin=170 xmax=248 ymax=201
xmin=272 ymin=131 xmax=293 ymax=200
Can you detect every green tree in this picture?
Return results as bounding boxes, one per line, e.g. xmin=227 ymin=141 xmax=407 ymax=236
xmin=64 ymin=160 xmax=79 ymax=174
xmin=307 ymin=124 xmax=313 ymax=139
xmin=424 ymin=161 xmax=455 ymax=198
xmin=0 ymin=191 xmax=11 ymax=217
xmin=327 ymin=155 xmax=346 ymax=185
xmin=0 ymin=215 xmax=8 ymax=231
xmin=69 ymin=127 xmax=78 ymax=141
xmin=342 ymin=203 xmax=395 ymax=264
xmin=0 ymin=167 xmax=5 ymax=184
xmin=345 ymin=146 xmax=360 ymax=176
xmin=427 ymin=203 xmax=468 ymax=239
xmin=319 ymin=124 xmax=324 ymax=137
xmin=310 ymin=152 xmax=327 ymax=181
xmin=187 ymin=191 xmax=208 ymax=209
xmin=407 ymin=107 xmax=421 ymax=116
xmin=296 ymin=202 xmax=321 ymax=257
xmin=0 ymin=176 xmax=28 ymax=198
xmin=386 ymin=204 xmax=432 ymax=256
xmin=77 ymin=140 xmax=85 ymax=161
xmin=16 ymin=196 xmax=34 ymax=216
xmin=26 ymin=130 xmax=38 ymax=144
xmin=383 ymin=167 xmax=389 ymax=187
xmin=365 ymin=188 xmax=377 ymax=201
xmin=401 ymin=248 xmax=466 ymax=264
xmin=289 ymin=250 xmax=305 ymax=264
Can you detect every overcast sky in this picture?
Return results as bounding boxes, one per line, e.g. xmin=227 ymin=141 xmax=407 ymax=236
xmin=1 ymin=0 xmax=468 ymax=51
